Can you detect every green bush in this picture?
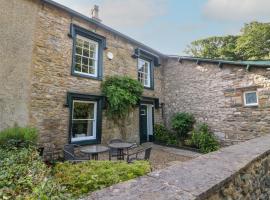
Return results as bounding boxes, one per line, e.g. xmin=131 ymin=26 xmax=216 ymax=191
xmin=53 ymin=160 xmax=150 ymax=197
xmin=171 ymin=113 xmax=195 ymax=138
xmin=0 ymin=126 xmax=38 ymax=147
xmin=154 ymin=124 xmax=178 ymax=146
xmin=0 ymin=146 xmax=70 ymax=200
xmin=190 ymin=123 xmax=220 ymax=153
xmin=102 ymin=76 xmax=143 ymax=120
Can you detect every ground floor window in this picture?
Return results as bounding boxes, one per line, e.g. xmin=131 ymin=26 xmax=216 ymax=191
xmin=67 ymin=92 xmax=103 ymax=145
xmin=71 ymin=100 xmax=97 ymax=142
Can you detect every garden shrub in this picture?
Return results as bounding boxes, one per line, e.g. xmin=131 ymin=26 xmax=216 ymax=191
xmin=171 ymin=112 xmax=195 ymax=138
xmin=154 ymin=124 xmax=178 ymax=146
xmin=190 ymin=123 xmax=220 ymax=153
xmin=53 ymin=160 xmax=150 ymax=197
xmin=101 ymin=76 xmax=143 ymax=120
xmin=0 ymin=146 xmax=71 ymax=200
xmin=0 ymin=126 xmax=38 ymax=147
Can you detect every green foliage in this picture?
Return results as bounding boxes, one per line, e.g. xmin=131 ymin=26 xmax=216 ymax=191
xmin=0 ymin=146 xmax=71 ymax=200
xmin=190 ymin=123 xmax=220 ymax=153
xmin=185 ymin=21 xmax=270 ymax=60
xmin=0 ymin=126 xmax=38 ymax=147
xmin=102 ymin=76 xmax=143 ymax=120
xmin=154 ymin=124 xmax=178 ymax=146
xmin=185 ymin=35 xmax=239 ymax=60
xmin=53 ymin=160 xmax=150 ymax=197
xmin=171 ymin=113 xmax=195 ymax=139
xmin=236 ymin=22 xmax=270 ymax=60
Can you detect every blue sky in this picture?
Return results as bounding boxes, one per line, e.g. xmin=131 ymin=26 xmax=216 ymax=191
xmin=54 ymin=0 xmax=270 ymax=55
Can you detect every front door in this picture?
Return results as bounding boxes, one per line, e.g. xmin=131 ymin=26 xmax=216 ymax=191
xmin=139 ymin=104 xmax=153 ymax=143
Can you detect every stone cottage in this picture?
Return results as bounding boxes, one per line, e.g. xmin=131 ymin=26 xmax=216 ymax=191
xmin=1 ymin=0 xmax=270 ymax=155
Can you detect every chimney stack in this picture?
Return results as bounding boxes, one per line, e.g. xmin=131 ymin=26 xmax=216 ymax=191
xmin=91 ymin=5 xmax=101 ymax=22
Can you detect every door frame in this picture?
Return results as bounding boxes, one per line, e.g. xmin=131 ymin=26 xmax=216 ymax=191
xmin=139 ymin=102 xmax=154 ymax=144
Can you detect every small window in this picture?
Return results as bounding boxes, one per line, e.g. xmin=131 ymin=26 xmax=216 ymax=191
xmin=244 ymin=91 xmax=258 ymax=106
xmin=74 ymin=35 xmax=98 ymax=77
xmin=138 ymin=58 xmax=151 ymax=87
xmin=71 ymin=100 xmax=97 ymax=142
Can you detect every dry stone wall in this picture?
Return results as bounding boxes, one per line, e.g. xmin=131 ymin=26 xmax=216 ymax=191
xmin=163 ymin=58 xmax=270 ymax=144
xmin=87 ymin=135 xmax=270 ymax=200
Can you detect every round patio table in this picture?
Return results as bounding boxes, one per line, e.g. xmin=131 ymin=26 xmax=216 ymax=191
xmin=80 ymin=145 xmax=109 ymax=160
xmin=108 ymin=142 xmax=133 ymax=160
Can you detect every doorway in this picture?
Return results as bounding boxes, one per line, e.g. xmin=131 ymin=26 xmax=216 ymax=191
xmin=139 ymin=104 xmax=153 ymax=143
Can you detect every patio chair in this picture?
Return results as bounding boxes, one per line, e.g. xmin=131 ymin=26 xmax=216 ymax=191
xmin=126 ymin=147 xmax=152 ymax=163
xmin=63 ymin=144 xmax=89 ymax=162
xmin=108 ymin=139 xmax=123 ymax=160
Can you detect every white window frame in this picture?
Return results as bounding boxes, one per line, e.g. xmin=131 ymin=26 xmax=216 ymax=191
xmin=243 ymin=91 xmax=258 ymax=106
xmin=138 ymin=58 xmax=151 ymax=87
xmin=74 ymin=35 xmax=99 ymax=78
xmin=71 ymin=100 xmax=97 ymax=142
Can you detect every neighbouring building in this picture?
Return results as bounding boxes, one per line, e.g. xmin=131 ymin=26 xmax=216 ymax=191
xmin=1 ymin=0 xmax=270 ymax=156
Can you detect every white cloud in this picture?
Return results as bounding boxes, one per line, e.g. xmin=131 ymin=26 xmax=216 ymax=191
xmin=203 ymin=0 xmax=270 ymax=22
xmin=54 ymin=0 xmax=167 ymax=29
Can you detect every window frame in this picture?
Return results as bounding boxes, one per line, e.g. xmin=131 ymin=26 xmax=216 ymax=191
xmin=243 ymin=91 xmax=259 ymax=107
xmin=70 ymin=24 xmax=106 ymax=80
xmin=74 ymin=35 xmax=99 ymax=78
xmin=71 ymin=100 xmax=97 ymax=142
xmin=138 ymin=58 xmax=151 ymax=88
xmin=137 ymin=56 xmax=154 ymax=90
xmin=67 ymin=92 xmax=104 ymax=145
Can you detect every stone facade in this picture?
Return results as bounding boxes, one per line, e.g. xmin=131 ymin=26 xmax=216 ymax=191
xmin=28 ymin=1 xmax=163 ymax=155
xmin=0 ymin=0 xmax=39 ymax=130
xmin=2 ymin=0 xmax=270 ymax=155
xmin=164 ymin=58 xmax=270 ymax=144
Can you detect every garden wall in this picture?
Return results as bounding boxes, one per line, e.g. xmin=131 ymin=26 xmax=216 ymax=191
xmin=163 ymin=58 xmax=270 ymax=145
xmin=87 ymin=135 xmax=270 ymax=200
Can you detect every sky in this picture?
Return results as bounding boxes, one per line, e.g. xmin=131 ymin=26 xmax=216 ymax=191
xmin=54 ymin=0 xmax=270 ymax=55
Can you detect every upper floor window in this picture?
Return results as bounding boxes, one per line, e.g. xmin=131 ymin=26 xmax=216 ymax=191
xmin=70 ymin=24 xmax=106 ymax=80
xmin=74 ymin=36 xmax=99 ymax=77
xmin=138 ymin=58 xmax=151 ymax=88
xmin=244 ymin=91 xmax=258 ymax=106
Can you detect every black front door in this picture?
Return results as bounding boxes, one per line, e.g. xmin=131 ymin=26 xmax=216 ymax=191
xmin=140 ymin=105 xmax=148 ymax=143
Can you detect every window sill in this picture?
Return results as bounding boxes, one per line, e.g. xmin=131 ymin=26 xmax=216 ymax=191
xmin=71 ymin=139 xmax=100 ymax=146
xmin=143 ymin=86 xmax=154 ymax=91
xmin=243 ymin=105 xmax=259 ymax=108
xmin=71 ymin=72 xmax=102 ymax=81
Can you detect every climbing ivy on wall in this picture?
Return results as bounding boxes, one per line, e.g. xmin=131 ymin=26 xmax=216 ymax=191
xmin=101 ymin=76 xmax=143 ymax=120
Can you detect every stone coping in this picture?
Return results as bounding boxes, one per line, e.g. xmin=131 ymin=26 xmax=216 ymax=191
xmin=85 ymin=135 xmax=270 ymax=200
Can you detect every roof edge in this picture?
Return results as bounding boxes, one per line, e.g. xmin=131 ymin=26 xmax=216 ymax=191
xmin=41 ymin=0 xmax=165 ymax=57
xmin=178 ymin=56 xmax=270 ymax=68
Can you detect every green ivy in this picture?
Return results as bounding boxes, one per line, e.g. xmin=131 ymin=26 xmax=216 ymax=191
xmin=101 ymin=76 xmax=143 ymax=120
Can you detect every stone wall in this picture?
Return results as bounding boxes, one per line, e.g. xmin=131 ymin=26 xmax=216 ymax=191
xmin=87 ymin=135 xmax=270 ymax=200
xmin=29 ymin=1 xmax=164 ymax=154
xmin=163 ymin=58 xmax=270 ymax=144
xmin=0 ymin=0 xmax=39 ymax=130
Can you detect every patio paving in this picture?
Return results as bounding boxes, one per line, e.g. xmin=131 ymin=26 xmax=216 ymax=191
xmin=88 ymin=143 xmax=201 ymax=171
xmin=142 ymin=143 xmax=202 ymax=170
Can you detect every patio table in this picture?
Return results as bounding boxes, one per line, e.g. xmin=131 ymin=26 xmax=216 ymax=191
xmin=108 ymin=142 xmax=133 ymax=160
xmin=80 ymin=145 xmax=109 ymax=160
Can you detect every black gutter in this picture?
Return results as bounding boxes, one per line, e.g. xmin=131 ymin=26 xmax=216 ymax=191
xmin=41 ymin=0 xmax=165 ymax=58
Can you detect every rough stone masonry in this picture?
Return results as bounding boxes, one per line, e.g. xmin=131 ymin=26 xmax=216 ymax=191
xmin=1 ymin=0 xmax=270 ymax=153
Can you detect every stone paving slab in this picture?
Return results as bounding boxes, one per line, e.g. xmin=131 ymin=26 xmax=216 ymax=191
xmin=85 ymin=135 xmax=270 ymax=200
